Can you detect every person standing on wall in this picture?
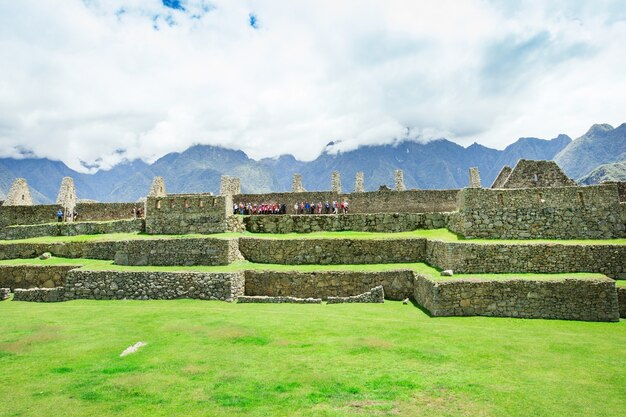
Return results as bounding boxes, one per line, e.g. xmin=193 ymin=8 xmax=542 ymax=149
xmin=56 ymin=209 xmax=63 ymax=222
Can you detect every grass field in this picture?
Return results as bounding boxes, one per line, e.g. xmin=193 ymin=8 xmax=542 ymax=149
xmin=1 ymin=229 xmax=625 ymax=245
xmin=0 ymin=257 xmax=610 ymax=282
xmin=0 ymin=300 xmax=624 ymax=417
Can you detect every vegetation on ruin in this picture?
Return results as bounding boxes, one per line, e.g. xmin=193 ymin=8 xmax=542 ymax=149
xmin=0 ymin=299 xmax=623 ymax=417
xmin=1 ymin=229 xmax=625 ymax=245
xmin=0 ymin=257 xmax=610 ymax=282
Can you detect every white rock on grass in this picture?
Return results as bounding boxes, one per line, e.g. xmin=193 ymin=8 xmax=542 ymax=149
xmin=120 ymin=341 xmax=147 ymax=357
xmin=441 ymin=270 xmax=454 ymax=276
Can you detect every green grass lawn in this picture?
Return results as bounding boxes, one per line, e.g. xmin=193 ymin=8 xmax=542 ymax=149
xmin=0 ymin=257 xmax=609 ymax=282
xmin=0 ymin=300 xmax=623 ymax=417
xmin=1 ymin=229 xmax=624 ymax=245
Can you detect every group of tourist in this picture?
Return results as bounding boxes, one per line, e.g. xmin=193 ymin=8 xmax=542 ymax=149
xmin=234 ymin=202 xmax=287 ymax=215
xmin=233 ymin=200 xmax=349 ymax=215
xmin=294 ymin=200 xmax=349 ymax=214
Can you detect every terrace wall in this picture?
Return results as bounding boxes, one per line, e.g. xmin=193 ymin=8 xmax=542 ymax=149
xmin=238 ymin=237 xmax=427 ymax=265
xmin=244 ymin=270 xmax=414 ymax=300
xmin=0 ymin=265 xmax=76 ymax=291
xmin=64 ymin=270 xmax=244 ymax=301
xmin=0 ymin=237 xmax=239 ymax=266
xmin=413 ymin=275 xmax=619 ymax=322
xmin=449 ymin=184 xmax=624 ymax=239
xmin=424 ymin=240 xmax=626 ymax=278
xmin=244 ymin=212 xmax=449 ymax=234
xmin=0 ymin=219 xmax=144 ymax=240
xmin=618 ymin=287 xmax=626 ymax=318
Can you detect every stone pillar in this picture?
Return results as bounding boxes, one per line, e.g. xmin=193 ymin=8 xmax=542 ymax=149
xmin=469 ymin=167 xmax=482 ymax=188
xmin=220 ymin=176 xmax=241 ymax=196
xmin=354 ymin=172 xmax=364 ymax=193
xmin=291 ymin=174 xmax=304 ymax=193
xmin=331 ymin=171 xmax=341 ymax=194
xmin=394 ymin=170 xmax=406 ymax=191
xmin=4 ymin=178 xmax=33 ymax=206
xmin=148 ymin=176 xmax=167 ymax=197
xmin=56 ymin=177 xmax=77 ymax=213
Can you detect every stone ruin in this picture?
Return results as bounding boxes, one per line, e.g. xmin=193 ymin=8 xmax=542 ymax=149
xmin=492 ymin=160 xmax=576 ymax=189
xmin=354 ymin=172 xmax=364 ymax=193
xmin=491 ymin=166 xmax=513 ymax=188
xmin=394 ymin=170 xmax=406 ymax=191
xmin=56 ymin=177 xmax=77 ymax=213
xmin=220 ymin=176 xmax=241 ymax=196
xmin=148 ymin=176 xmax=167 ymax=197
xmin=331 ymin=171 xmax=342 ymax=194
xmin=291 ymin=174 xmax=305 ymax=193
xmin=4 ymin=178 xmax=33 ymax=206
xmin=469 ymin=167 xmax=482 ymax=188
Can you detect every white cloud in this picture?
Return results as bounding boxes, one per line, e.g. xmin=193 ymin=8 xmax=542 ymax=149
xmin=0 ymin=0 xmax=625 ymax=172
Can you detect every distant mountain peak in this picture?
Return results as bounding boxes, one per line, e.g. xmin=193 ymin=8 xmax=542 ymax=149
xmin=586 ymin=123 xmax=614 ymax=136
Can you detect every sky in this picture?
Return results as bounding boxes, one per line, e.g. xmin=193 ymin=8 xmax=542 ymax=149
xmin=0 ymin=0 xmax=625 ymax=172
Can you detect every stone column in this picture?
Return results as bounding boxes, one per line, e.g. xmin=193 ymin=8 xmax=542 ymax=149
xmin=331 ymin=171 xmax=342 ymax=194
xmin=354 ymin=172 xmax=364 ymax=193
xmin=291 ymin=174 xmax=304 ymax=192
xmin=469 ymin=167 xmax=482 ymax=188
xmin=4 ymin=178 xmax=33 ymax=206
xmin=394 ymin=170 xmax=406 ymax=191
xmin=148 ymin=176 xmax=167 ymax=197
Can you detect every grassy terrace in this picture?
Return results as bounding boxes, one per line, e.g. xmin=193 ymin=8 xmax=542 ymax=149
xmin=0 ymin=300 xmax=624 ymax=416
xmin=1 ymin=229 xmax=626 ymax=245
xmin=0 ymin=257 xmax=610 ymax=282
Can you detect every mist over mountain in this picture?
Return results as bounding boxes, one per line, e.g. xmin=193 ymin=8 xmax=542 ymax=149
xmin=0 ymin=123 xmax=623 ymax=204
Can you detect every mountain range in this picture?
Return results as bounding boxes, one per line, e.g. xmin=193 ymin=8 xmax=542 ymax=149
xmin=1 ymin=123 xmax=624 ymax=203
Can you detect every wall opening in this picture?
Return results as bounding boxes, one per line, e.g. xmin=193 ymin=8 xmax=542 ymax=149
xmin=156 ymin=200 xmax=161 ymax=209
xmin=184 ymin=199 xmax=190 ymax=209
xmin=199 ymin=200 xmax=204 ymax=208
xmin=497 ymin=194 xmax=504 ymax=205
xmin=537 ymin=193 xmax=543 ymax=203
xmin=578 ymin=192 xmax=584 ymax=206
xmin=170 ymin=200 xmax=175 ymax=209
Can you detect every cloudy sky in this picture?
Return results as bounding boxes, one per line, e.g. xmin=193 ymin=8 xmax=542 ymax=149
xmin=1 ymin=0 xmax=625 ymax=172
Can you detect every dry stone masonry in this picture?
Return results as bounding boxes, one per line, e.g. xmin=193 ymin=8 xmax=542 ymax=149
xmin=220 ymin=176 xmax=240 ymax=196
xmin=13 ymin=287 xmax=66 ymax=302
xmin=56 ymin=177 xmax=77 ymax=213
xmin=64 ymin=270 xmax=244 ymax=301
xmin=148 ymin=176 xmax=167 ymax=197
xmin=1 ymin=288 xmax=9 ymax=301
xmin=327 ymin=286 xmax=384 ymax=303
xmin=237 ymin=296 xmax=322 ymax=304
xmin=4 ymin=178 xmax=33 ymax=206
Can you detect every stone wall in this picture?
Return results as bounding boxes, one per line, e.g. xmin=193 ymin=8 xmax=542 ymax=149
xmin=4 ymin=178 xmax=33 ymax=206
xmin=0 ymin=237 xmax=239 ymax=266
xmin=1 ymin=288 xmax=9 ymax=301
xmin=75 ymin=202 xmax=140 ymax=222
xmin=425 ymin=240 xmax=626 ymax=278
xmin=0 ymin=265 xmax=76 ymax=291
xmin=244 ymin=213 xmax=449 ymax=233
xmin=244 ymin=270 xmax=414 ymax=300
xmin=64 ymin=270 xmax=244 ymax=301
xmin=13 ymin=287 xmax=66 ymax=302
xmin=237 ymin=296 xmax=322 ymax=304
xmin=0 ymin=219 xmax=144 ymax=240
xmin=618 ymin=287 xmax=626 ymax=318
xmin=0 ymin=204 xmax=62 ymax=228
xmin=449 ymin=184 xmax=624 ymax=239
xmin=413 ymin=275 xmax=619 ymax=322
xmin=113 ymin=238 xmax=240 ymax=266
xmin=239 ymin=238 xmax=426 ymax=265
xmin=327 ymin=285 xmax=384 ymax=303
xmin=235 ymin=189 xmax=459 ymax=214
xmin=491 ymin=166 xmax=512 ymax=188
xmin=145 ymin=194 xmax=232 ymax=234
